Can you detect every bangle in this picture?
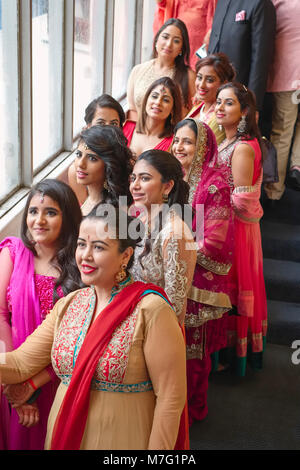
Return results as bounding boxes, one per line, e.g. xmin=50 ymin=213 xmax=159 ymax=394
xmin=27 ymin=388 xmax=41 ymax=404
xmin=27 ymin=378 xmax=38 ymax=391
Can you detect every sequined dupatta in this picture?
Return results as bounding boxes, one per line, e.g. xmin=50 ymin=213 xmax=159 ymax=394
xmin=185 ymin=119 xmax=217 ymax=204
xmin=180 ymin=119 xmax=233 ymax=313
xmin=183 ymin=119 xmax=233 ymax=273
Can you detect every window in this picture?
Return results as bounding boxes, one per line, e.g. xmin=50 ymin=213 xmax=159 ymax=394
xmin=112 ymin=0 xmax=136 ymax=100
xmin=141 ymin=0 xmax=156 ymax=63
xmin=32 ymin=0 xmax=64 ymax=170
xmin=0 ymin=0 xmax=156 ymax=215
xmin=73 ymin=0 xmax=106 ymax=136
xmin=0 ymin=0 xmax=19 ymax=201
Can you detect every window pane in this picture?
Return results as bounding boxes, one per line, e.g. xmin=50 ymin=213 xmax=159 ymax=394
xmin=0 ymin=0 xmax=20 ymax=200
xmin=112 ymin=0 xmax=135 ymax=100
xmin=32 ymin=0 xmax=64 ymax=171
xmin=73 ymin=0 xmax=105 ymax=136
xmin=141 ymin=0 xmax=156 ymax=63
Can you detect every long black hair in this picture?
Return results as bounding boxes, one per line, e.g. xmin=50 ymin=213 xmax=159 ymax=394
xmin=135 ymin=149 xmax=190 ymax=267
xmin=173 ymin=118 xmax=198 ymax=138
xmin=153 ymin=18 xmax=191 ymax=108
xmin=137 ymin=149 xmax=189 ymax=209
xmin=84 ymin=94 xmax=125 ymax=127
xmin=216 ymin=82 xmax=264 ymax=154
xmin=83 ymin=204 xmax=143 ymax=274
xmin=79 ymin=125 xmax=133 ymax=207
xmin=137 ymin=77 xmax=182 ymax=138
xmin=21 ymin=179 xmax=83 ymax=302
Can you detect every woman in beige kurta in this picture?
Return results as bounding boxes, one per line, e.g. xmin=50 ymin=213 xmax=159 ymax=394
xmin=0 ymin=212 xmax=187 ymax=450
xmin=127 ymin=18 xmax=195 ymax=120
xmin=129 ymin=149 xmax=197 ymax=326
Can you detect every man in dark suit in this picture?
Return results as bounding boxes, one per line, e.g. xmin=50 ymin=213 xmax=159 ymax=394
xmin=208 ymin=0 xmax=276 ymax=114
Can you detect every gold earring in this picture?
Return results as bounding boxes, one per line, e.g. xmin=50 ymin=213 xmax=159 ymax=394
xmin=162 ymin=193 xmax=169 ymax=203
xmin=114 ymin=263 xmax=127 ymax=286
xmin=103 ymin=179 xmax=109 ymax=190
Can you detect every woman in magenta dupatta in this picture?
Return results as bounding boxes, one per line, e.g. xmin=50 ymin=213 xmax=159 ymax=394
xmin=215 ymin=82 xmax=268 ymax=376
xmin=172 ymin=118 xmax=234 ymax=425
xmin=0 ymin=179 xmax=82 ymax=450
xmin=123 ymin=76 xmax=183 ymax=160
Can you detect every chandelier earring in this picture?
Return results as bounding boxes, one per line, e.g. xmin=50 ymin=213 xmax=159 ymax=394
xmin=237 ymin=115 xmax=247 ymax=134
xmin=103 ymin=179 xmax=109 ymax=191
xmin=114 ymin=263 xmax=127 ymax=287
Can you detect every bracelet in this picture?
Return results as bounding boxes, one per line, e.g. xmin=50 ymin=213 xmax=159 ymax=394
xmin=27 ymin=378 xmax=38 ymax=391
xmin=27 ymin=388 xmax=41 ymax=404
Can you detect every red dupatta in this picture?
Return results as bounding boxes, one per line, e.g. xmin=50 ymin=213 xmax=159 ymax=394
xmin=50 ymin=281 xmax=188 ymax=450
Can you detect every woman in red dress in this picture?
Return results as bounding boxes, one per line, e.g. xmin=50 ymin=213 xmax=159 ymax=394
xmin=123 ymin=77 xmax=182 ymax=160
xmin=215 ymin=82 xmax=268 ymax=376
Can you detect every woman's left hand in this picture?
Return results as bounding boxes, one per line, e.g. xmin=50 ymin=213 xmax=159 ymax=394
xmin=15 ymin=403 xmax=40 ymax=428
xmin=3 ymin=381 xmax=35 ymax=407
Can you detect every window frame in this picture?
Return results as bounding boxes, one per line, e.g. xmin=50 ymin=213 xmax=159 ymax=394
xmin=0 ymin=0 xmax=148 ymax=230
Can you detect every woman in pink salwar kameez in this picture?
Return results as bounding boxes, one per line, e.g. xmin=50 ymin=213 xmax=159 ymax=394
xmin=215 ymin=82 xmax=268 ymax=376
xmin=172 ymin=118 xmax=233 ymax=424
xmin=0 ymin=179 xmax=82 ymax=450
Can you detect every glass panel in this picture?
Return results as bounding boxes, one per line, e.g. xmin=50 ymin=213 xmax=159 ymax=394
xmin=32 ymin=0 xmax=64 ymax=171
xmin=0 ymin=0 xmax=20 ymax=199
xmin=112 ymin=0 xmax=135 ymax=100
xmin=73 ymin=0 xmax=105 ymax=137
xmin=141 ymin=0 xmax=156 ymax=63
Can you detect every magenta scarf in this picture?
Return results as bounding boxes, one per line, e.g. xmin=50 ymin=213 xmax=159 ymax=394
xmin=0 ymin=237 xmax=41 ymax=349
xmin=232 ymin=169 xmax=264 ymax=223
xmin=184 ymin=120 xmax=233 ymax=289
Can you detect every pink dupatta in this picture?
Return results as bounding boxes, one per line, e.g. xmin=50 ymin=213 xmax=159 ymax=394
xmin=188 ymin=120 xmax=233 ymax=295
xmin=0 ymin=237 xmax=41 ymax=349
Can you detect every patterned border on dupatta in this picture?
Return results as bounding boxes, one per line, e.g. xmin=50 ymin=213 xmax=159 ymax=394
xmin=185 ymin=306 xmax=230 ymax=328
xmin=188 ymin=286 xmax=232 ymax=308
xmin=196 ymin=251 xmax=232 ymax=275
xmin=233 ymin=185 xmax=256 ymax=194
xmin=185 ymin=119 xmax=208 ymax=204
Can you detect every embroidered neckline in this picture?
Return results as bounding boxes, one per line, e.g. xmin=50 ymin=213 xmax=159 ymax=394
xmin=218 ymin=136 xmax=240 ymax=153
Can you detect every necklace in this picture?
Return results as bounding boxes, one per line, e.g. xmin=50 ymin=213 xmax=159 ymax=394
xmin=200 ymin=103 xmax=214 ymax=121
